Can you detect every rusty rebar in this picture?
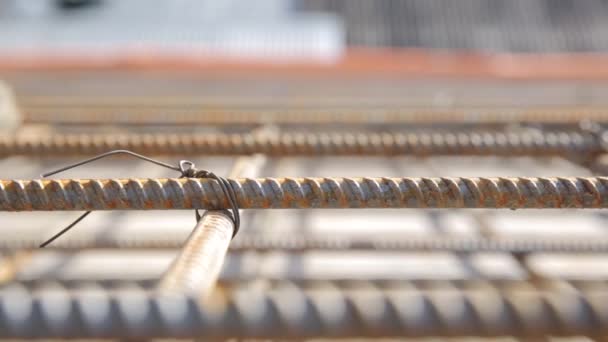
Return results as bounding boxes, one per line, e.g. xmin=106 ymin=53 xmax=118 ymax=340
xmin=1 ymin=177 xmax=607 ymax=211
xmin=0 ymin=130 xmax=601 ymax=156
xmin=0 ymin=281 xmax=605 ymax=338
xmin=20 ymin=104 xmax=608 ymax=125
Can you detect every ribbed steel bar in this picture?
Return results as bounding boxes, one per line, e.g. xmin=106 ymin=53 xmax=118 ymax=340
xmin=0 ymin=282 xmax=605 ymax=338
xmin=1 ymin=177 xmax=608 ymax=211
xmin=157 ymin=211 xmax=234 ymax=295
xmin=5 ymin=235 xmax=608 ymax=254
xmin=0 ymin=130 xmax=601 ymax=156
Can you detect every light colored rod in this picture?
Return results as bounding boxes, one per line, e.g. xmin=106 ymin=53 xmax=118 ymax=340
xmin=157 ymin=154 xmax=266 ymax=296
xmin=1 ymin=176 xmax=608 ymax=210
xmin=157 ymin=211 xmax=234 ymax=295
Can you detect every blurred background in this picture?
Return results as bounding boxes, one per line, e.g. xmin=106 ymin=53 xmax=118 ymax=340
xmin=0 ymin=0 xmax=608 ymax=340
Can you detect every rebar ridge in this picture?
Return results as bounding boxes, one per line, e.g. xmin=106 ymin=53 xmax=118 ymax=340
xmin=0 ymin=282 xmax=605 ymax=338
xmin=1 ymin=177 xmax=607 ymax=211
xmin=0 ymin=130 xmax=600 ymax=156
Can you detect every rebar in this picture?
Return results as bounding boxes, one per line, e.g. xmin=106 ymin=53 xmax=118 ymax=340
xmin=0 ymin=130 xmax=601 ymax=156
xmin=1 ymin=177 xmax=608 ymax=211
xmin=19 ymin=105 xmax=608 ymax=125
xmin=0 ymin=281 xmax=605 ymax=338
xmin=5 ymin=235 xmax=608 ymax=254
xmin=157 ymin=211 xmax=234 ymax=295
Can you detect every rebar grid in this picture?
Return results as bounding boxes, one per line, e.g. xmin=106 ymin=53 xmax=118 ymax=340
xmin=0 ymin=281 xmax=605 ymax=338
xmin=0 ymin=130 xmax=601 ymax=156
xmin=1 ymin=177 xmax=607 ymax=211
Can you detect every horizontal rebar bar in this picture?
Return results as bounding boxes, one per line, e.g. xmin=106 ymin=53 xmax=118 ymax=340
xmin=1 ymin=177 xmax=607 ymax=211
xmin=5 ymin=235 xmax=608 ymax=254
xmin=0 ymin=130 xmax=601 ymax=156
xmin=0 ymin=281 xmax=605 ymax=338
xmin=20 ymin=105 xmax=608 ymax=125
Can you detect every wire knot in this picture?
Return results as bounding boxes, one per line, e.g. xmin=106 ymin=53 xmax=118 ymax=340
xmin=178 ymin=160 xmax=204 ymax=178
xmin=178 ymin=159 xmax=240 ymax=236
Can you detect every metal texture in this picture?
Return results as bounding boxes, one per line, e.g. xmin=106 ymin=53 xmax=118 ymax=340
xmin=0 ymin=281 xmax=605 ymax=338
xmin=6 ymin=235 xmax=608 ymax=254
xmin=0 ymin=129 xmax=601 ymax=157
xmin=1 ymin=177 xmax=608 ymax=211
xmin=158 ymin=211 xmax=234 ymax=296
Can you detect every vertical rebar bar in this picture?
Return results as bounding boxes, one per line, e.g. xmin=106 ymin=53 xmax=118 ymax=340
xmin=157 ymin=154 xmax=266 ymax=297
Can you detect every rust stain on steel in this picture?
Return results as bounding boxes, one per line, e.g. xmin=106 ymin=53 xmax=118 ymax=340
xmin=0 ymin=130 xmax=600 ymax=157
xmin=0 ymin=177 xmax=607 ymax=211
